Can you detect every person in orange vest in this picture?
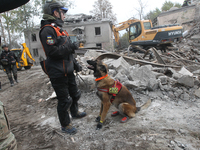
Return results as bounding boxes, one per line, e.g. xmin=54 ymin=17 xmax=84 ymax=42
xmin=39 ymin=0 xmax=86 ymax=135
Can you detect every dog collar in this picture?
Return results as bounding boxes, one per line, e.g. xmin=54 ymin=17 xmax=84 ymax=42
xmin=95 ymin=74 xmax=108 ymax=81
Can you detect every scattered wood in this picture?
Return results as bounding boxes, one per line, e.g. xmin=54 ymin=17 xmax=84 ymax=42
xmin=96 ymin=53 xmax=181 ymax=69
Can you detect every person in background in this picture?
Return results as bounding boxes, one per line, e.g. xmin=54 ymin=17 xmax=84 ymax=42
xmin=39 ymin=0 xmax=86 ymax=135
xmin=182 ymin=0 xmax=190 ymax=7
xmin=0 ymin=44 xmax=19 ymax=86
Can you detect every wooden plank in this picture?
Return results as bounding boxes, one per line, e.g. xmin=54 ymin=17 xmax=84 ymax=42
xmin=96 ymin=53 xmax=181 ymax=69
xmin=152 ymin=47 xmax=166 ymax=65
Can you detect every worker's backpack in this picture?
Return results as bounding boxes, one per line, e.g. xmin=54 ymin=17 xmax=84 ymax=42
xmin=0 ymin=101 xmax=17 ymax=150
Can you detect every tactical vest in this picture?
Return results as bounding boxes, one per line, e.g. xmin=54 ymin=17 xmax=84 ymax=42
xmin=0 ymin=101 xmax=17 ymax=150
xmin=40 ymin=23 xmax=70 ymax=77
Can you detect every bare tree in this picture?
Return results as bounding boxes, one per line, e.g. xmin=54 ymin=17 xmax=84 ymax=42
xmin=0 ymin=15 xmax=6 ymax=44
xmin=134 ymin=0 xmax=147 ymax=20
xmin=90 ymin=0 xmax=117 ymax=23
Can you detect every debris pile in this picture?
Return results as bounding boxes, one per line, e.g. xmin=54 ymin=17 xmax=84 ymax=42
xmin=74 ymin=42 xmax=200 ymax=100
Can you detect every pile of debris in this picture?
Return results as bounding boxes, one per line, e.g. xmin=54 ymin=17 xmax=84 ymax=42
xmin=74 ymin=48 xmax=200 ymax=101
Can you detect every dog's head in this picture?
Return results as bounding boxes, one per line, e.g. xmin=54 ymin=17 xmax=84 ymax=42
xmin=87 ymin=60 xmax=108 ymax=78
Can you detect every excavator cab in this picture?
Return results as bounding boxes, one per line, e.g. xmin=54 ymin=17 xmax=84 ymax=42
xmin=129 ymin=22 xmax=142 ymax=40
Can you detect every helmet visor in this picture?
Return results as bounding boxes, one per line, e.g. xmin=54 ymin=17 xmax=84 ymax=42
xmin=60 ymin=7 xmax=68 ymax=13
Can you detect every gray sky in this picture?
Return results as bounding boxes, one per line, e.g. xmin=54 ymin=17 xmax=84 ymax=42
xmin=68 ymin=0 xmax=184 ymax=24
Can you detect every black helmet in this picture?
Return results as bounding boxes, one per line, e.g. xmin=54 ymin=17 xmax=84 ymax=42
xmin=2 ymin=44 xmax=8 ymax=49
xmin=43 ymin=0 xmax=68 ymax=15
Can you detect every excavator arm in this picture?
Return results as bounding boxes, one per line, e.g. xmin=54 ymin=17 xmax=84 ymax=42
xmin=112 ymin=19 xmax=140 ymax=45
xmin=21 ymin=43 xmax=35 ymax=66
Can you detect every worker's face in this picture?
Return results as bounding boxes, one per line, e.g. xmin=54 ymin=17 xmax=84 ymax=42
xmin=54 ymin=9 xmax=66 ymax=21
xmin=3 ymin=47 xmax=8 ymax=51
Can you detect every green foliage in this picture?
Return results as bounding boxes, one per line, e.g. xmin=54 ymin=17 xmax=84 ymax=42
xmin=161 ymin=0 xmax=181 ymax=11
xmin=143 ymin=1 xmax=181 ymax=22
xmin=144 ymin=8 xmax=161 ymax=21
xmin=114 ymin=32 xmax=129 ymax=49
xmin=174 ymin=3 xmax=182 ymax=8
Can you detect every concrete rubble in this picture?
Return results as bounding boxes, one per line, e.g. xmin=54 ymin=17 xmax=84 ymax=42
xmin=74 ymin=21 xmax=200 ymax=97
xmin=75 ymin=35 xmax=200 ymax=99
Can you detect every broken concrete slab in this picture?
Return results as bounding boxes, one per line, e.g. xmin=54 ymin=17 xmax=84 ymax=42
xmin=177 ymin=75 xmax=194 ymax=87
xmin=123 ymin=80 xmax=146 ymax=91
xmin=105 ymin=56 xmax=131 ymax=71
xmin=147 ymin=78 xmax=159 ymax=91
xmin=114 ymin=72 xmax=129 ymax=83
xmin=158 ymin=76 xmax=168 ymax=85
xmin=128 ymin=65 xmax=157 ymax=83
xmin=84 ymin=50 xmax=102 ymax=58
xmin=178 ymin=66 xmax=193 ymax=76
xmin=194 ymin=88 xmax=200 ymax=98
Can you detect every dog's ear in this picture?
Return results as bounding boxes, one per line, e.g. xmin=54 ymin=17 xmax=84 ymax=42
xmin=99 ymin=65 xmax=107 ymax=74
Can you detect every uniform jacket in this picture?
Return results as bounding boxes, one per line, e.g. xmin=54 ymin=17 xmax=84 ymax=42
xmin=0 ymin=101 xmax=17 ymax=150
xmin=39 ymin=19 xmax=75 ymax=78
xmin=0 ymin=50 xmax=17 ymax=66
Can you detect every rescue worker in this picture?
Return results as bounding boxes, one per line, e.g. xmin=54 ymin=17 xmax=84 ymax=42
xmin=0 ymin=44 xmax=18 ymax=86
xmin=39 ymin=0 xmax=86 ymax=135
xmin=182 ymin=0 xmax=190 ymax=7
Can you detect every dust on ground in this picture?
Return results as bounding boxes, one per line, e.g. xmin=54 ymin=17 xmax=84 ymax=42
xmin=0 ymin=66 xmax=200 ymax=150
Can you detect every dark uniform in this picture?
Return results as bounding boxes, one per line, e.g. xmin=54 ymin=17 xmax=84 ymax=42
xmin=39 ymin=0 xmax=86 ymax=134
xmin=0 ymin=46 xmax=18 ymax=86
xmin=182 ymin=0 xmax=190 ymax=7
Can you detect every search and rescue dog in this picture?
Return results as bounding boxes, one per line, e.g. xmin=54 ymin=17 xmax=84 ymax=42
xmin=87 ymin=60 xmax=151 ymax=130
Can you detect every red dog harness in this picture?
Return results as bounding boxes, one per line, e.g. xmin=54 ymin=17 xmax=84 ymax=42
xmin=97 ymin=80 xmax=122 ymax=103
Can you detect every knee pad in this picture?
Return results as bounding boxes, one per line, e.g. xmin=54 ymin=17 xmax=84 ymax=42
xmin=64 ymin=96 xmax=73 ymax=110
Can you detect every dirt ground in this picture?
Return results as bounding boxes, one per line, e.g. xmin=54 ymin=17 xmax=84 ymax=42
xmin=0 ymin=65 xmax=200 ymax=150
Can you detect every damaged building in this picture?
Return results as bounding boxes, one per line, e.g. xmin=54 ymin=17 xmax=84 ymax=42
xmin=157 ymin=1 xmax=200 ymax=31
xmin=25 ymin=14 xmax=113 ymax=65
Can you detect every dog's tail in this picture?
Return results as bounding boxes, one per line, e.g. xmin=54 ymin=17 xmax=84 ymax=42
xmin=137 ymin=99 xmax=152 ymax=112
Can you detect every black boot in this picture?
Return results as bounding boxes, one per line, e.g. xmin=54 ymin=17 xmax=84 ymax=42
xmin=9 ymin=78 xmax=14 ymax=87
xmin=14 ymin=76 xmax=18 ymax=83
xmin=70 ymin=101 xmax=86 ymax=119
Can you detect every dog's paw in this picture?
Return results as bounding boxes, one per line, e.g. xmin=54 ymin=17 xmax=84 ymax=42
xmin=96 ymin=122 xmax=103 ymax=130
xmin=95 ymin=116 xmax=101 ymax=122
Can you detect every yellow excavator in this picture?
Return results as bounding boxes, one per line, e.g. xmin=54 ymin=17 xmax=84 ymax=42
xmin=10 ymin=43 xmax=35 ymax=70
xmin=112 ymin=18 xmax=183 ymax=50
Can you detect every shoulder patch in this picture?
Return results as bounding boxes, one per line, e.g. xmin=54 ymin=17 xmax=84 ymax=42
xmin=46 ymin=35 xmax=55 ymax=45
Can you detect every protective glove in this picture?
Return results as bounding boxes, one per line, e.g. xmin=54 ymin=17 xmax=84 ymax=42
xmin=96 ymin=122 xmax=103 ymax=130
xmin=73 ymin=58 xmax=82 ymax=72
xmin=71 ymin=41 xmax=79 ymax=50
xmin=67 ymin=37 xmax=79 ymax=53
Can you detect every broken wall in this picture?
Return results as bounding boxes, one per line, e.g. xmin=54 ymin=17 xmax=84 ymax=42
xmin=157 ymin=4 xmax=199 ymax=31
